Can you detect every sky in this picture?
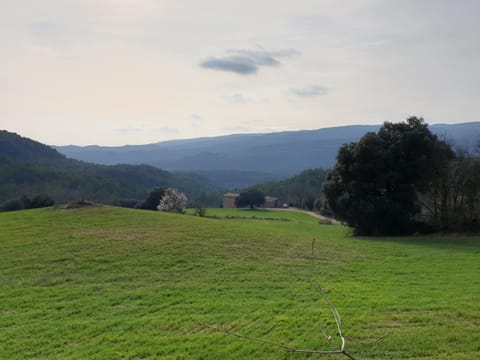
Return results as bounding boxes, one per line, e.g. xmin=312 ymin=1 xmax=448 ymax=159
xmin=1 ymin=0 xmax=480 ymax=146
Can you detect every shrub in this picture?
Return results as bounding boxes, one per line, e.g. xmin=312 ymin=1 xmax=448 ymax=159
xmin=193 ymin=206 xmax=207 ymax=217
xmin=30 ymin=194 xmax=55 ymax=208
xmin=1 ymin=199 xmax=25 ymax=212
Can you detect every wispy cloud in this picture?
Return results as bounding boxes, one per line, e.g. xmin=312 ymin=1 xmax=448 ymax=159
xmin=27 ymin=21 xmax=66 ymax=50
xmin=116 ymin=126 xmax=180 ymax=135
xmin=189 ymin=114 xmax=203 ymax=127
xmin=221 ymin=93 xmax=252 ymax=103
xmin=221 ymin=93 xmax=270 ymax=104
xmin=189 ymin=113 xmax=202 ymax=121
xmin=200 ymin=48 xmax=299 ymax=75
xmin=29 ymin=22 xmax=59 ymax=36
xmin=290 ymin=85 xmax=329 ymax=97
xmin=221 ymin=125 xmax=251 ymax=133
xmin=157 ymin=126 xmax=180 ymax=135
xmin=116 ymin=127 xmax=143 ymax=133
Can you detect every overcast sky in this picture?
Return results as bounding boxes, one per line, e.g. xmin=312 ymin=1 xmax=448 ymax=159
xmin=2 ymin=0 xmax=480 ymax=145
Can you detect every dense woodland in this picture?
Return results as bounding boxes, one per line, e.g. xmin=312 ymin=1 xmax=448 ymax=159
xmin=0 ymin=131 xmax=221 ymax=209
xmin=323 ymin=117 xmax=480 ymax=235
xmin=252 ymin=168 xmax=327 ymax=210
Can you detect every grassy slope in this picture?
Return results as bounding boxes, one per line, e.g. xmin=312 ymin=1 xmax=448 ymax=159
xmin=0 ymin=207 xmax=479 ymax=359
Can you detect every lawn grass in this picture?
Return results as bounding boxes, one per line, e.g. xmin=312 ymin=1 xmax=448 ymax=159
xmin=0 ymin=206 xmax=479 ymax=359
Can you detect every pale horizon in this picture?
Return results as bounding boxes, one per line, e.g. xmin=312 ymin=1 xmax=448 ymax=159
xmin=4 ymin=120 xmax=479 ymax=148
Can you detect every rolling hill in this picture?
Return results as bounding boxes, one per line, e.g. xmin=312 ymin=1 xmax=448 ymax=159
xmin=0 ymin=130 xmax=219 ymax=206
xmin=1 ymin=206 xmax=479 ymax=358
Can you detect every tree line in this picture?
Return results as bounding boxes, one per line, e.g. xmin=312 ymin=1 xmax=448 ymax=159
xmin=251 ymin=168 xmax=327 ymax=210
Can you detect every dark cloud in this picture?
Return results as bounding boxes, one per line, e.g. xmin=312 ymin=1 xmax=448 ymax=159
xmin=290 ymin=85 xmax=329 ymax=97
xmin=201 ymin=56 xmax=258 ymax=74
xmin=200 ymin=48 xmax=299 ymax=75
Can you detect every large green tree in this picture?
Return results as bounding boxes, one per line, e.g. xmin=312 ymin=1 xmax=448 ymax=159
xmin=323 ymin=117 xmax=450 ymax=235
xmin=139 ymin=187 xmax=166 ymax=210
xmin=235 ymin=189 xmax=265 ymax=209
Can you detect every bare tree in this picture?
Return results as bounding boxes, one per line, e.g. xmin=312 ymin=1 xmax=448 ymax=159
xmin=421 ymin=147 xmax=480 ymax=231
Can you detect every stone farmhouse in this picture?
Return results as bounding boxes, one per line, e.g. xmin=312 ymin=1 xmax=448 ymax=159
xmin=223 ymin=193 xmax=240 ymax=208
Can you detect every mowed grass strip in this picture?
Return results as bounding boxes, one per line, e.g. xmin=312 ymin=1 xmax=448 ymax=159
xmin=0 ymin=206 xmax=479 ymax=359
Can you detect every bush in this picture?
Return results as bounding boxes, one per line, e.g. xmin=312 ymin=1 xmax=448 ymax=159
xmin=1 ymin=194 xmax=54 ymax=212
xmin=64 ymin=200 xmax=97 ymax=209
xmin=30 ymin=194 xmax=55 ymax=208
xmin=1 ymin=199 xmax=25 ymax=212
xmin=193 ymin=206 xmax=207 ymax=217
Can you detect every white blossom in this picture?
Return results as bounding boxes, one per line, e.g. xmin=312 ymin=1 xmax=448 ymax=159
xmin=157 ymin=188 xmax=188 ymax=213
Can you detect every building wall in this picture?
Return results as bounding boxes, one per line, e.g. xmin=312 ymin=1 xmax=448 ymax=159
xmin=223 ymin=196 xmax=238 ymax=208
xmin=264 ymin=200 xmax=278 ymax=208
xmin=263 ymin=197 xmax=280 ymax=208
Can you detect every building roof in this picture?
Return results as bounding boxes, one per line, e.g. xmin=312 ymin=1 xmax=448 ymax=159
xmin=223 ymin=193 xmax=240 ymax=197
xmin=265 ymin=196 xmax=279 ymax=201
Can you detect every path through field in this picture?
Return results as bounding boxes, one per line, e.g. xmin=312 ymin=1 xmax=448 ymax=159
xmin=270 ymin=207 xmax=340 ymax=223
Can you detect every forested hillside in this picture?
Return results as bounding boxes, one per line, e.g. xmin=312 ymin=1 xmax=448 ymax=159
xmin=0 ymin=131 xmax=220 ymax=207
xmin=253 ymin=168 xmax=328 ymax=209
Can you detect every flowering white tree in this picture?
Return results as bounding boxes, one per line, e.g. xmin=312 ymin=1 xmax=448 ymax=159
xmin=157 ymin=188 xmax=188 ymax=213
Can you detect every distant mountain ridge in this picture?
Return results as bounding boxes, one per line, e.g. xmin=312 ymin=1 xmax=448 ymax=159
xmin=55 ymin=122 xmax=480 ymax=177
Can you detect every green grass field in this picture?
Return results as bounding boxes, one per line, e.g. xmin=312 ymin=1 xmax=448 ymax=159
xmin=0 ymin=206 xmax=479 ymax=359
